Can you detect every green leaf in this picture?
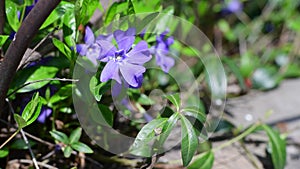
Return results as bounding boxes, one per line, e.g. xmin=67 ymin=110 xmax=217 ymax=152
xmin=284 ymin=64 xmax=300 ymax=78
xmin=137 ymin=94 xmax=154 ymax=105
xmin=180 ymin=114 xmax=198 ymax=166
xmin=0 ymin=148 xmax=9 ymax=158
xmin=40 ymin=2 xmax=67 ymax=29
xmin=165 ymin=93 xmax=180 ymax=111
xmin=240 ymin=52 xmax=257 ymax=78
xmin=22 ymin=92 xmax=42 ymax=126
xmin=11 ymin=66 xmax=59 ymax=93
xmin=49 ymin=84 xmax=73 ymax=105
xmin=262 ymin=125 xmax=286 ymax=169
xmin=188 ymin=151 xmax=214 ymax=169
xmin=75 ymin=0 xmax=99 ymax=26
xmin=13 ymin=114 xmax=27 ymax=129
xmin=97 ymin=104 xmax=114 ymax=126
xmin=252 ymin=67 xmax=281 ymax=90
xmin=63 ymin=145 xmax=73 ymax=158
xmin=89 ymin=76 xmax=110 ymax=102
xmin=71 ymin=142 xmax=93 ymax=153
xmin=5 ymin=1 xmax=20 ymax=32
xmin=69 ymin=128 xmax=82 ymax=144
xmin=63 ymin=11 xmax=76 ymax=47
xmin=222 ymin=57 xmax=247 ymax=91
xmin=50 ymin=130 xmax=69 ymax=144
xmin=181 ymin=106 xmax=206 ymax=124
xmin=0 ymin=35 xmax=9 ymax=46
xmin=130 ymin=118 xmax=167 ymax=156
xmin=104 ymin=2 xmax=118 ymax=26
xmin=52 ymin=38 xmax=72 ymax=61
xmin=10 ymin=139 xmax=36 ymax=150
xmin=157 ymin=113 xmax=179 ymax=151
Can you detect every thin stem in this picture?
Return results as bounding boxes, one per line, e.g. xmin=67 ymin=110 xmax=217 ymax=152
xmin=169 ymin=122 xmax=261 ymax=165
xmin=0 ymin=129 xmax=20 ymax=149
xmin=20 ymin=129 xmax=40 ymax=169
xmin=212 ymin=123 xmax=260 ymax=152
xmin=6 ymin=98 xmax=40 ymax=168
xmin=20 ymin=3 xmax=26 ymax=23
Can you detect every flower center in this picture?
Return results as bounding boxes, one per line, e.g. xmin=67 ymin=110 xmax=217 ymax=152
xmin=111 ymin=49 xmax=127 ymax=62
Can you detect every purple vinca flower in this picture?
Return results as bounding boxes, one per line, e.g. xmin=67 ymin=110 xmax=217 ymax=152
xmin=151 ymin=30 xmax=175 ymax=73
xmin=224 ymin=0 xmax=243 ymax=13
xmin=99 ymin=28 xmax=151 ymax=88
xmin=76 ymin=26 xmax=112 ymax=66
xmin=37 ymin=107 xmax=52 ymax=123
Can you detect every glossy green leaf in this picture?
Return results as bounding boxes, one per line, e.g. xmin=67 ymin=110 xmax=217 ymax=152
xmin=50 ymin=130 xmax=69 ymax=144
xmin=40 ymin=5 xmax=64 ymax=29
xmin=10 ymin=139 xmax=36 ymax=150
xmin=52 ymin=38 xmax=72 ymax=61
xmin=71 ymin=142 xmax=93 ymax=153
xmin=180 ymin=114 xmax=198 ymax=166
xmin=131 ymin=0 xmax=161 ymax=13
xmin=75 ymin=0 xmax=99 ymax=26
xmin=5 ymin=1 xmax=20 ymax=32
xmin=165 ymin=93 xmax=180 ymax=111
xmin=49 ymin=84 xmax=73 ymax=105
xmin=22 ymin=92 xmax=42 ymax=126
xmin=157 ymin=112 xmax=179 ymax=151
xmin=13 ymin=114 xmax=27 ymax=129
xmin=262 ymin=125 xmax=286 ymax=169
xmin=63 ymin=145 xmax=72 ymax=158
xmin=0 ymin=35 xmax=9 ymax=46
xmin=0 ymin=148 xmax=9 ymax=158
xmin=63 ymin=10 xmax=76 ymax=47
xmin=89 ymin=76 xmax=110 ymax=102
xmin=11 ymin=66 xmax=59 ymax=93
xmin=130 ymin=118 xmax=167 ymax=156
xmin=188 ymin=151 xmax=214 ymax=169
xmin=104 ymin=2 xmax=118 ymax=26
xmin=181 ymin=106 xmax=206 ymax=124
xmin=69 ymin=128 xmax=82 ymax=144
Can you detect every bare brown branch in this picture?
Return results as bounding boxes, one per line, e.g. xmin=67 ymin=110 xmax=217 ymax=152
xmin=0 ymin=0 xmax=61 ymax=116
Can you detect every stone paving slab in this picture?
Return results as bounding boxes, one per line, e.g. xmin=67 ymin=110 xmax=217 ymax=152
xmin=226 ymin=79 xmax=300 ymax=169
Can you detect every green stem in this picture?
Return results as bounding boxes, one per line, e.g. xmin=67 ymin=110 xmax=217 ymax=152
xmin=0 ymin=129 xmax=20 ymax=149
xmin=212 ymin=122 xmax=260 ymax=153
xmin=20 ymin=4 xmax=26 ymax=23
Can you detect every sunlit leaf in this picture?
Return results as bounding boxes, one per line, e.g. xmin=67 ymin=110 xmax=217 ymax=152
xmin=69 ymin=127 xmax=82 ymax=144
xmin=63 ymin=145 xmax=72 ymax=158
xmin=262 ymin=125 xmax=286 ymax=169
xmin=130 ymin=118 xmax=167 ymax=156
xmin=5 ymin=1 xmax=20 ymax=32
xmin=71 ymin=142 xmax=93 ymax=153
xmin=11 ymin=66 xmax=59 ymax=93
xmin=188 ymin=151 xmax=214 ymax=169
xmin=165 ymin=93 xmax=180 ymax=111
xmin=13 ymin=114 xmax=27 ymax=129
xmin=50 ymin=130 xmax=69 ymax=144
xmin=0 ymin=35 xmax=9 ymax=46
xmin=180 ymin=114 xmax=198 ymax=166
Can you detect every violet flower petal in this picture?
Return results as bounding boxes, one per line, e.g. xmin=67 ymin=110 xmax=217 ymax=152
xmin=84 ymin=26 xmax=95 ymax=45
xmin=120 ymin=63 xmax=145 ymax=87
xmin=117 ymin=36 xmax=135 ymax=52
xmin=76 ymin=44 xmax=88 ymax=56
xmin=100 ymin=61 xmax=121 ymax=84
